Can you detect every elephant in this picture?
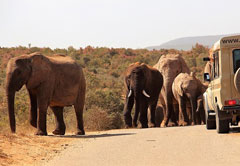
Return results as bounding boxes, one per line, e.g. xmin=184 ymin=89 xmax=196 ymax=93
xmin=123 ymin=62 xmax=163 ymax=128
xmin=5 ymin=52 xmax=86 ymax=136
xmin=172 ymin=72 xmax=207 ymax=126
xmin=154 ymin=54 xmax=190 ymax=127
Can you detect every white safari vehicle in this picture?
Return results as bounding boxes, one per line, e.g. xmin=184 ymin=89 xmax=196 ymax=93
xmin=203 ymin=35 xmax=240 ymax=133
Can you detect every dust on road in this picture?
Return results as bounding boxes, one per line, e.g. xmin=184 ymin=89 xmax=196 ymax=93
xmin=42 ymin=125 xmax=240 ymax=166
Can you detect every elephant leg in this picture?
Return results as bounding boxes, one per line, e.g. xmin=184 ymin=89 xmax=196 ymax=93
xmin=200 ymin=108 xmax=206 ymax=124
xmin=36 ymin=100 xmax=48 ymax=136
xmin=133 ymin=98 xmax=140 ymax=127
xmin=190 ymin=97 xmax=197 ymax=125
xmin=139 ymin=99 xmax=148 ymax=128
xmin=123 ymin=94 xmax=134 ymax=128
xmin=173 ymin=103 xmax=179 ymax=124
xmin=28 ymin=90 xmax=37 ymax=128
xmin=149 ymin=101 xmax=158 ymax=128
xmin=166 ymin=101 xmax=177 ymax=127
xmin=161 ymin=92 xmax=177 ymax=127
xmin=178 ymin=96 xmax=188 ymax=126
xmin=195 ymin=111 xmax=201 ymax=125
xmin=74 ymin=96 xmax=85 ymax=135
xmin=161 ymin=95 xmax=170 ymax=127
xmin=35 ymin=83 xmax=54 ymax=136
xmin=51 ymin=106 xmax=66 ymax=135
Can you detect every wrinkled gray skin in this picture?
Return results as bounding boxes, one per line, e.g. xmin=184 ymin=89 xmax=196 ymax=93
xmin=6 ymin=53 xmax=86 ymax=136
xmin=154 ymin=54 xmax=190 ymax=127
xmin=123 ymin=62 xmax=163 ymax=128
xmin=172 ymin=73 xmax=207 ymax=125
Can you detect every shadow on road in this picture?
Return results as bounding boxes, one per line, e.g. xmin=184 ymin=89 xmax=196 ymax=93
xmin=230 ymin=127 xmax=240 ymax=133
xmin=49 ymin=133 xmax=136 ymax=139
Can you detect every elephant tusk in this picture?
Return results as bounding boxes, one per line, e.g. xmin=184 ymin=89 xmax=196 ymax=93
xmin=142 ymin=90 xmax=150 ymax=98
xmin=128 ymin=89 xmax=132 ymax=98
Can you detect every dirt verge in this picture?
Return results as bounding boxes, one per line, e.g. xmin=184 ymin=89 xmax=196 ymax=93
xmin=0 ymin=131 xmax=74 ymax=166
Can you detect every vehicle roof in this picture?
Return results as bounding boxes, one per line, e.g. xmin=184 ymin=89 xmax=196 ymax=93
xmin=212 ymin=35 xmax=240 ymax=52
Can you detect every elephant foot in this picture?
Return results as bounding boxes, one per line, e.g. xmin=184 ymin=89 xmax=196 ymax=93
xmin=148 ymin=122 xmax=156 ymax=128
xmin=138 ymin=123 xmax=148 ymax=128
xmin=167 ymin=121 xmax=177 ymax=127
xmin=30 ymin=120 xmax=37 ymax=128
xmin=35 ymin=130 xmax=48 ymax=136
xmin=125 ymin=124 xmax=133 ymax=128
xmin=160 ymin=121 xmax=167 ymax=128
xmin=132 ymin=122 xmax=138 ymax=128
xmin=75 ymin=130 xmax=85 ymax=135
xmin=52 ymin=129 xmax=65 ymax=135
xmin=179 ymin=121 xmax=188 ymax=126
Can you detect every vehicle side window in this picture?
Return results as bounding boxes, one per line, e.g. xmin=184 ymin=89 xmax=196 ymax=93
xmin=213 ymin=52 xmax=219 ymax=78
xmin=233 ymin=49 xmax=240 ymax=73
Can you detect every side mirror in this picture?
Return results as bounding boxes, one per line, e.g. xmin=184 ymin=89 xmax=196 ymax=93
xmin=204 ymin=73 xmax=210 ymax=82
xmin=203 ymin=57 xmax=210 ymax=61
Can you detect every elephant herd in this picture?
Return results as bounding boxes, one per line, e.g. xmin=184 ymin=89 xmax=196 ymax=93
xmin=5 ymin=52 xmax=207 ymax=136
xmin=123 ymin=54 xmax=208 ymax=128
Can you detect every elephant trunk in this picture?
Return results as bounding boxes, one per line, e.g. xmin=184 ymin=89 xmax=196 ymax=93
xmin=7 ymin=91 xmax=16 ymax=133
xmin=6 ymin=74 xmax=17 ymax=133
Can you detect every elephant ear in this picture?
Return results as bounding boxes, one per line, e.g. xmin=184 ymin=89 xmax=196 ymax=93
xmin=173 ymin=78 xmax=184 ymax=97
xmin=234 ymin=68 xmax=240 ymax=93
xmin=16 ymin=57 xmax=31 ymax=67
xmin=176 ymin=82 xmax=184 ymax=97
xmin=27 ymin=53 xmax=52 ymax=85
xmin=15 ymin=56 xmax=32 ymax=71
xmin=140 ymin=63 xmax=152 ymax=87
xmin=178 ymin=82 xmax=183 ymax=96
xmin=30 ymin=53 xmax=51 ymax=71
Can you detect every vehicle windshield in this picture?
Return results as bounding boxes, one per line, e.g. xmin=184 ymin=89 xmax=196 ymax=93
xmin=233 ymin=49 xmax=240 ymax=73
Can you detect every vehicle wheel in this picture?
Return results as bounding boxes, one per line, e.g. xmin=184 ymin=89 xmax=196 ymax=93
xmin=203 ymin=93 xmax=216 ymax=129
xmin=216 ymin=111 xmax=230 ymax=133
xmin=205 ymin=110 xmax=216 ymax=129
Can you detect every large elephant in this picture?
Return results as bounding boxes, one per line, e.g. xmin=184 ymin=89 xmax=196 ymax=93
xmin=5 ymin=52 xmax=86 ymax=136
xmin=172 ymin=72 xmax=207 ymax=125
xmin=154 ymin=54 xmax=190 ymax=127
xmin=123 ymin=62 xmax=163 ymax=128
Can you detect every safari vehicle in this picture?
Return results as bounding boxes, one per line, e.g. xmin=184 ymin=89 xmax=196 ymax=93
xmin=203 ymin=35 xmax=240 ymax=133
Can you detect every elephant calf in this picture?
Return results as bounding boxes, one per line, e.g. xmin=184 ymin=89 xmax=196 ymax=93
xmin=6 ymin=52 xmax=86 ymax=136
xmin=123 ymin=62 xmax=163 ymax=128
xmin=172 ymin=72 xmax=207 ymax=126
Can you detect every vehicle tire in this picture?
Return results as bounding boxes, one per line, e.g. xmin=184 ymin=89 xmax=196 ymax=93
xmin=216 ymin=110 xmax=230 ymax=133
xmin=203 ymin=94 xmax=216 ymax=129
xmin=205 ymin=110 xmax=216 ymax=129
xmin=234 ymin=68 xmax=240 ymax=93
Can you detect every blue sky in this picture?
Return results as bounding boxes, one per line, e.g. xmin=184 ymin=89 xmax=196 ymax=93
xmin=1 ymin=0 xmax=240 ymax=49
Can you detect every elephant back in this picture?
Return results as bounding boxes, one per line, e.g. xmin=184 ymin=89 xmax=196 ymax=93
xmin=234 ymin=68 xmax=240 ymax=93
xmin=155 ymin=54 xmax=190 ymax=75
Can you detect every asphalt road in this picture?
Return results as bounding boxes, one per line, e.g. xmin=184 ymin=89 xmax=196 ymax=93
xmin=43 ymin=125 xmax=240 ymax=166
